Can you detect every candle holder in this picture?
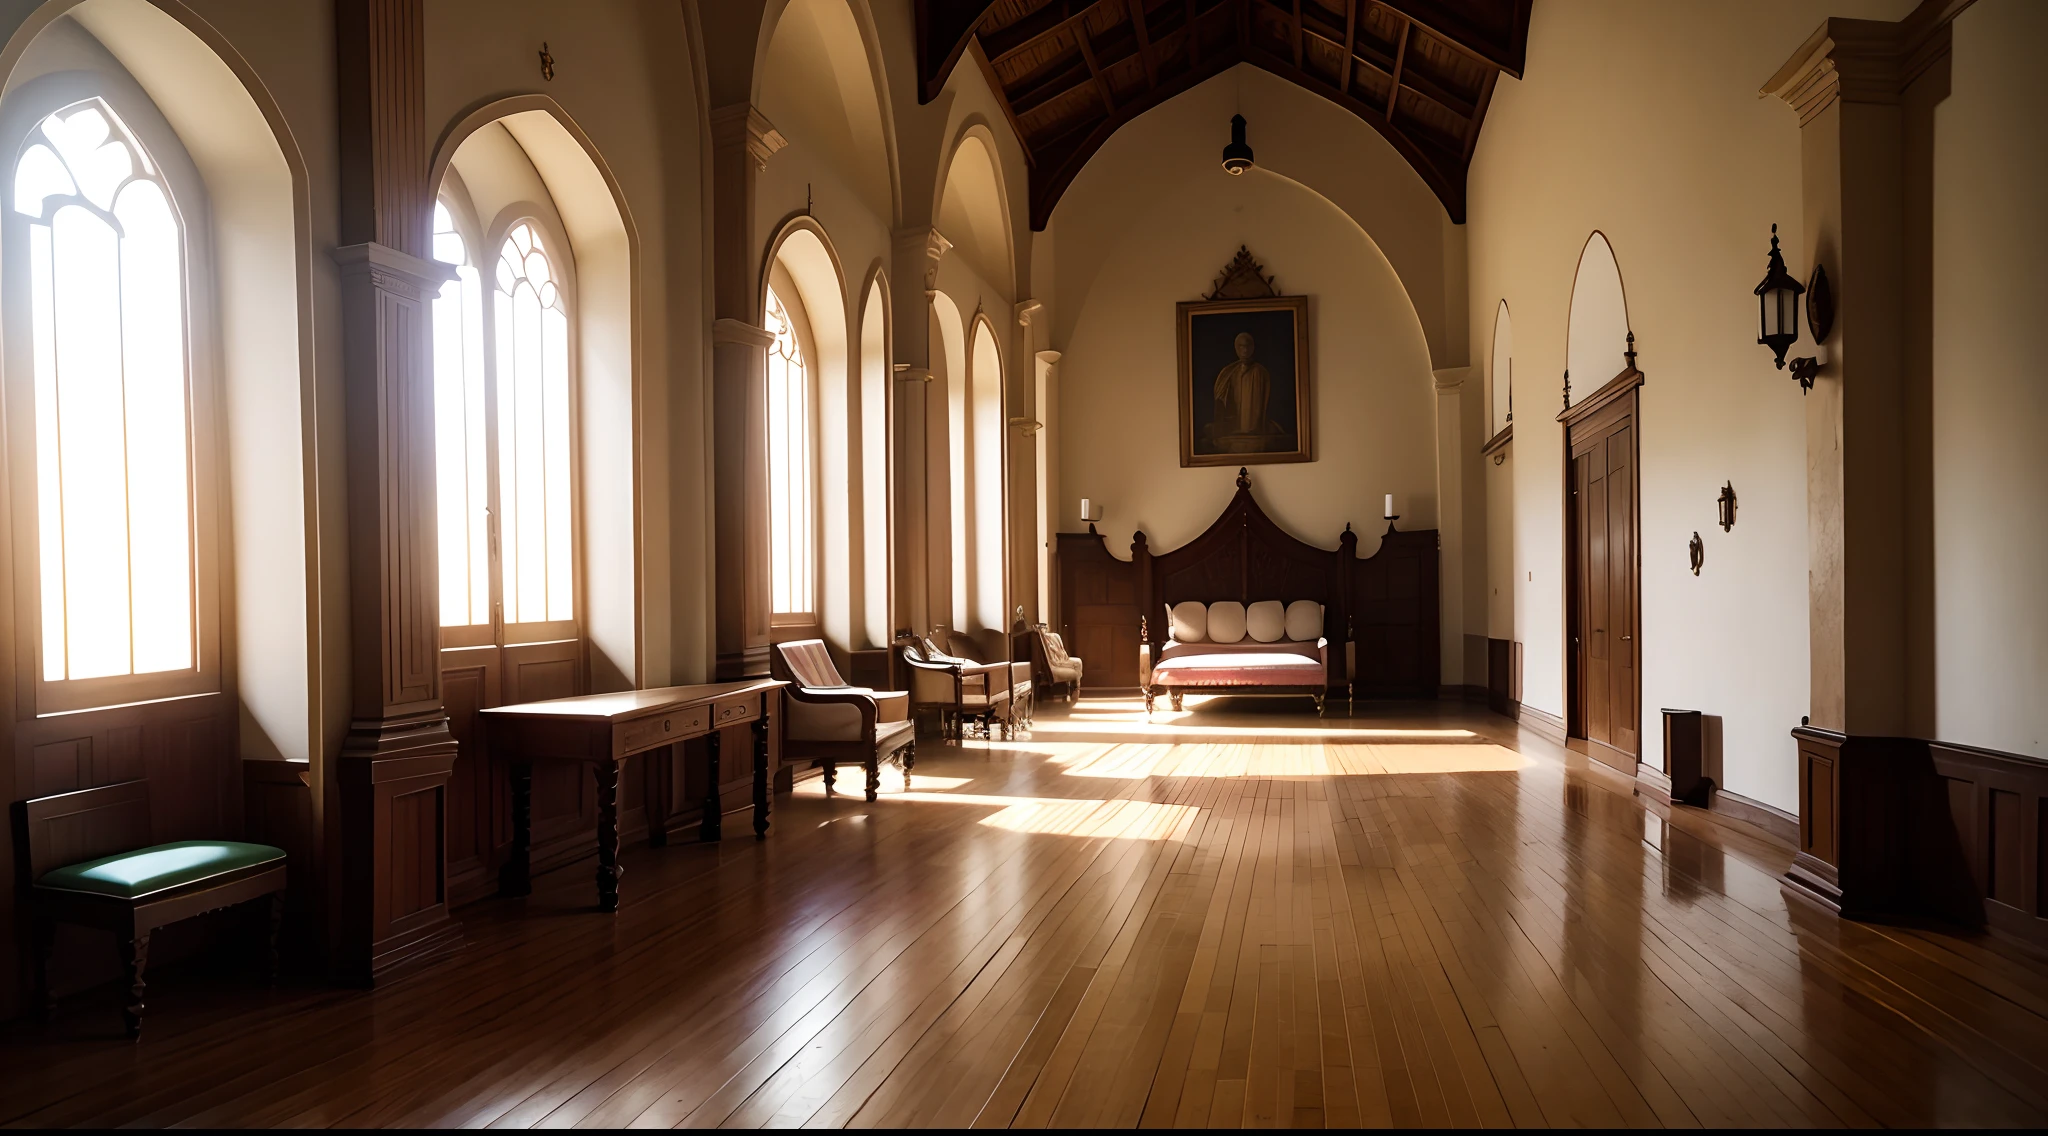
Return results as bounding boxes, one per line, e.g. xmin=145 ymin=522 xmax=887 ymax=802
xmin=1383 ymin=512 xmax=1401 ymax=535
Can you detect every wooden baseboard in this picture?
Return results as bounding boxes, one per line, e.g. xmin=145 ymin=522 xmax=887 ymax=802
xmin=1634 ymin=761 xmax=1672 ymax=800
xmin=1437 ymin=684 xmax=1487 ymax=702
xmin=1518 ymin=704 xmax=1567 ymax=745
xmin=1710 ymin=787 xmax=1799 ymax=847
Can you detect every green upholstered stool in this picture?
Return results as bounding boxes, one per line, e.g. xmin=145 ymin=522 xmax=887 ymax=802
xmin=14 ymin=781 xmax=289 ymax=1041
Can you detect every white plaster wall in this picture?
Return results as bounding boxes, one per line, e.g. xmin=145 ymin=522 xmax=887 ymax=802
xmin=1931 ymin=0 xmax=2048 ymax=759
xmin=1464 ymin=0 xmax=1915 ymax=811
xmin=1056 ymin=169 xmax=1436 ymax=556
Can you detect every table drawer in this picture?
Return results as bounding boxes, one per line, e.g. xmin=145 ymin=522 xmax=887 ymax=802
xmin=616 ymin=707 xmax=707 ymax=756
xmin=712 ymin=695 xmax=759 ymax=728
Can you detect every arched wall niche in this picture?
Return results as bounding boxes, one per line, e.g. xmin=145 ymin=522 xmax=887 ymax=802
xmin=1566 ymin=231 xmax=1631 ymax=395
xmin=762 ymin=217 xmax=852 ymax=647
xmin=432 ymin=97 xmax=640 ymax=690
xmin=968 ymin=311 xmax=1004 ymax=633
xmin=856 ymin=266 xmax=890 ymax=647
xmin=0 ymin=0 xmax=320 ymax=764
xmin=755 ymin=0 xmax=897 ymax=224
xmin=935 ymin=123 xmax=1014 ymax=297
xmin=1490 ymin=299 xmax=1513 ymax=435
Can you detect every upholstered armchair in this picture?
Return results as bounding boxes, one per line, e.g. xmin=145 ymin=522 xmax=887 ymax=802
xmin=771 ymin=639 xmax=915 ymax=802
xmin=899 ymin=634 xmax=1018 ymax=740
xmin=1027 ymin=624 xmax=1083 ymax=703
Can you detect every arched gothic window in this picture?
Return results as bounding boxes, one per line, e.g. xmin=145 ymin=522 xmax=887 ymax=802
xmin=12 ymin=99 xmax=205 ymax=704
xmin=431 ymin=207 xmax=575 ymax=639
xmin=765 ymin=286 xmax=814 ymax=616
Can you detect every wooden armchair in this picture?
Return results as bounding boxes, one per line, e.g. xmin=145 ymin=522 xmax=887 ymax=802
xmin=13 ymin=780 xmax=287 ymax=1039
xmin=1026 ymin=624 xmax=1084 ymax=704
xmin=899 ymin=633 xmax=1017 ymax=740
xmin=943 ymin=631 xmax=1035 ymax=731
xmin=772 ymin=639 xmax=916 ymax=802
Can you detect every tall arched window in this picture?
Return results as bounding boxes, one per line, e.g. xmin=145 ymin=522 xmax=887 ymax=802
xmin=431 ymin=205 xmax=576 ymax=643
xmin=433 ymin=200 xmax=489 ymax=627
xmin=12 ymin=98 xmax=208 ymax=707
xmin=970 ymin=321 xmax=1004 ymax=631
xmin=766 ymin=285 xmax=814 ymax=617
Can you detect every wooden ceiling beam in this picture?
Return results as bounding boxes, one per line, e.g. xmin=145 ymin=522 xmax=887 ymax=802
xmin=1386 ymin=18 xmax=1410 ymax=123
xmin=1073 ymin=23 xmax=1119 ymax=114
xmin=1299 ymin=20 xmax=1478 ymax=119
xmin=1130 ymin=0 xmax=1160 ymax=89
xmin=1339 ymin=0 xmax=1359 ymax=93
xmin=1291 ymin=0 xmax=1305 ymax=69
xmin=985 ymin=0 xmax=1122 ymax=68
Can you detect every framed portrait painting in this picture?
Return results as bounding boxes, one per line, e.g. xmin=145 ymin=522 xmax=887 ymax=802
xmin=1175 ymin=293 xmax=1312 ymax=467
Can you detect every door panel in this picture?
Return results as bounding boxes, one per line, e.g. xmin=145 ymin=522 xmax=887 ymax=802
xmin=1608 ymin=425 xmax=1637 ymax=754
xmin=1566 ymin=395 xmax=1639 ymax=771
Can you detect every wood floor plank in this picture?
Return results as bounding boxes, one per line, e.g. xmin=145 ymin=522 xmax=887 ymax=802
xmin=3 ymin=701 xmax=2043 ymax=1130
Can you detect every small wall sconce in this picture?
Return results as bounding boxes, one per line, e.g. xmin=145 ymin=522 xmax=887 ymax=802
xmin=1009 ymin=417 xmax=1042 ymax=436
xmin=1754 ymin=224 xmax=1833 ymax=393
xmin=1689 ymin=532 xmax=1704 ymax=576
xmin=538 ymin=42 xmax=555 ymax=82
xmin=1716 ymin=481 xmax=1737 ymax=531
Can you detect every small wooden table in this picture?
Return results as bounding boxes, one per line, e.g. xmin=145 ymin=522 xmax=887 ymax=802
xmin=481 ymin=678 xmax=786 ymax=911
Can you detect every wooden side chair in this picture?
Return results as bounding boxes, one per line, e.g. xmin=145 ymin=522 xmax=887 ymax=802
xmin=12 ymin=780 xmax=287 ymax=1040
xmin=771 ymin=639 xmax=916 ymax=802
xmin=1028 ymin=624 xmax=1084 ymax=704
xmin=899 ymin=633 xmax=1016 ymax=740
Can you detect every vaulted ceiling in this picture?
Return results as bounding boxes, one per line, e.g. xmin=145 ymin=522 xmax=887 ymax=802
xmin=916 ymin=0 xmax=1531 ymax=229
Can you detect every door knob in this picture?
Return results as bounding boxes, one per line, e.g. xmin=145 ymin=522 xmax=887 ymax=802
xmin=1621 ymin=634 xmax=1632 ymax=642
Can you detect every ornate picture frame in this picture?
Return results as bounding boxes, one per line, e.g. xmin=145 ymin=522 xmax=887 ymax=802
xmin=1175 ymin=248 xmax=1313 ymax=468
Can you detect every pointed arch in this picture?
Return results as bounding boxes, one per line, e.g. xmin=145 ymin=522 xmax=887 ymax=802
xmin=1567 ymin=231 xmax=1632 ymax=397
xmin=968 ymin=310 xmax=1007 ymax=633
xmin=935 ymin=120 xmax=1016 ymax=296
xmin=1490 ymin=299 xmax=1514 ymax=437
xmin=755 ymin=0 xmax=901 ymax=224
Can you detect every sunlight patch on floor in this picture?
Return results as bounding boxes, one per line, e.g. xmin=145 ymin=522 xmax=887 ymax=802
xmin=1028 ymin=718 xmax=1479 ymax=740
xmin=977 ymin=796 xmax=1199 ymax=841
xmin=793 ymin=774 xmax=974 ymax=797
xmin=1042 ymin=741 xmax=1530 ymax=778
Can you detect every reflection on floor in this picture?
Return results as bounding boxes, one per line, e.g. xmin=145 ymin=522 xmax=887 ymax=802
xmin=3 ymin=696 xmax=2045 ymax=1127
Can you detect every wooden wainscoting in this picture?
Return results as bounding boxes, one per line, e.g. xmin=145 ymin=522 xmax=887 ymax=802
xmin=1055 ymin=530 xmax=1141 ymax=692
xmin=1930 ymin=741 xmax=2048 ymax=950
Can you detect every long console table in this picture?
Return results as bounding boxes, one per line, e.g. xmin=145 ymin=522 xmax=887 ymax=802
xmin=481 ymin=678 xmax=786 ymax=911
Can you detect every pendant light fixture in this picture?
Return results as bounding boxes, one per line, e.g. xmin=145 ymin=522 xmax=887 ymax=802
xmin=1221 ymin=113 xmax=1253 ymax=175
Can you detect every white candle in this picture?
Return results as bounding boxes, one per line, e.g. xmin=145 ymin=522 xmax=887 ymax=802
xmin=1384 ymin=494 xmax=1395 ymax=517
xmin=1081 ymin=498 xmax=1094 ymax=521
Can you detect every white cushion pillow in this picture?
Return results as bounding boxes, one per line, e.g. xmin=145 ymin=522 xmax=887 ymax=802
xmin=1206 ymin=601 xmax=1247 ymax=644
xmin=1168 ymin=601 xmax=1208 ymax=643
xmin=1245 ymin=600 xmax=1286 ymax=643
xmin=1284 ymin=600 xmax=1324 ymax=642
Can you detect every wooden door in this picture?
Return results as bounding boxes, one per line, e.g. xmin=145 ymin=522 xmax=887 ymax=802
xmin=1567 ymin=394 xmax=1638 ymax=771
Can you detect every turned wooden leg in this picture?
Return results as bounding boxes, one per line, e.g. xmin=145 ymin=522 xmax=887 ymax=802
xmin=1171 ymin=691 xmax=1184 ymax=712
xmin=700 ymin=729 xmax=723 ymax=842
xmin=118 ymin=932 xmax=150 ymax=1041
xmin=500 ymin=760 xmax=534 ymax=897
xmin=31 ymin=913 xmax=55 ymax=1021
xmin=267 ymin=894 xmax=283 ymax=983
xmin=595 ymin=760 xmax=623 ymax=911
xmin=1144 ymin=691 xmax=1156 ymax=714
xmin=822 ymin=761 xmax=837 ymax=794
xmin=864 ymin=756 xmax=880 ymax=802
xmin=752 ymin=716 xmax=771 ymax=840
xmin=903 ymin=739 xmax=916 ymax=784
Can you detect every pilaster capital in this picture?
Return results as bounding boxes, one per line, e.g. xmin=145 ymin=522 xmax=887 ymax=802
xmin=1763 ymin=18 xmax=1905 ymax=125
xmin=709 ymin=104 xmax=789 ymax=171
xmin=712 ymin=317 xmax=776 ymax=349
xmin=894 ymin=363 xmax=935 ymax=384
xmin=1432 ymin=366 xmax=1472 ymax=393
xmin=896 ymin=226 xmax=953 ymax=290
xmin=332 ymin=241 xmax=458 ymax=298
xmin=1015 ymin=298 xmax=1044 ymax=327
xmin=1035 ymin=349 xmax=1063 ymax=367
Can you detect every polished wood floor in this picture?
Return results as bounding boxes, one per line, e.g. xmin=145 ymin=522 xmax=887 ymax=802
xmin=4 ymin=696 xmax=2047 ymax=1127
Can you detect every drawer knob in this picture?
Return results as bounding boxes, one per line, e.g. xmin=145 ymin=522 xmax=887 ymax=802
xmin=663 ymin=719 xmax=671 ymax=732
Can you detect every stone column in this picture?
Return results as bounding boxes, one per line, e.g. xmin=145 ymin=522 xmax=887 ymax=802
xmin=709 ymin=105 xmax=786 ymax=679
xmin=330 ymin=0 xmax=460 ymax=982
xmin=892 ymin=228 xmax=950 ymax=638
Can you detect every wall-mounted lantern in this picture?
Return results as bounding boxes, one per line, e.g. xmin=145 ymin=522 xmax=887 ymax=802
xmin=1754 ymin=224 xmax=1833 ymax=393
xmin=1689 ymin=532 xmax=1704 ymax=576
xmin=1717 ymin=482 xmax=1737 ymax=532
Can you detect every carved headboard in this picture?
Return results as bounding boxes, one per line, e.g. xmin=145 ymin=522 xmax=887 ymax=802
xmin=1052 ymin=469 xmax=1441 ymax=696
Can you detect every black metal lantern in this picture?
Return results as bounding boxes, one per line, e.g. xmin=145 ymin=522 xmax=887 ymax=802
xmin=1755 ymin=223 xmax=1804 ymax=369
xmin=1221 ymin=114 xmax=1254 ymax=175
